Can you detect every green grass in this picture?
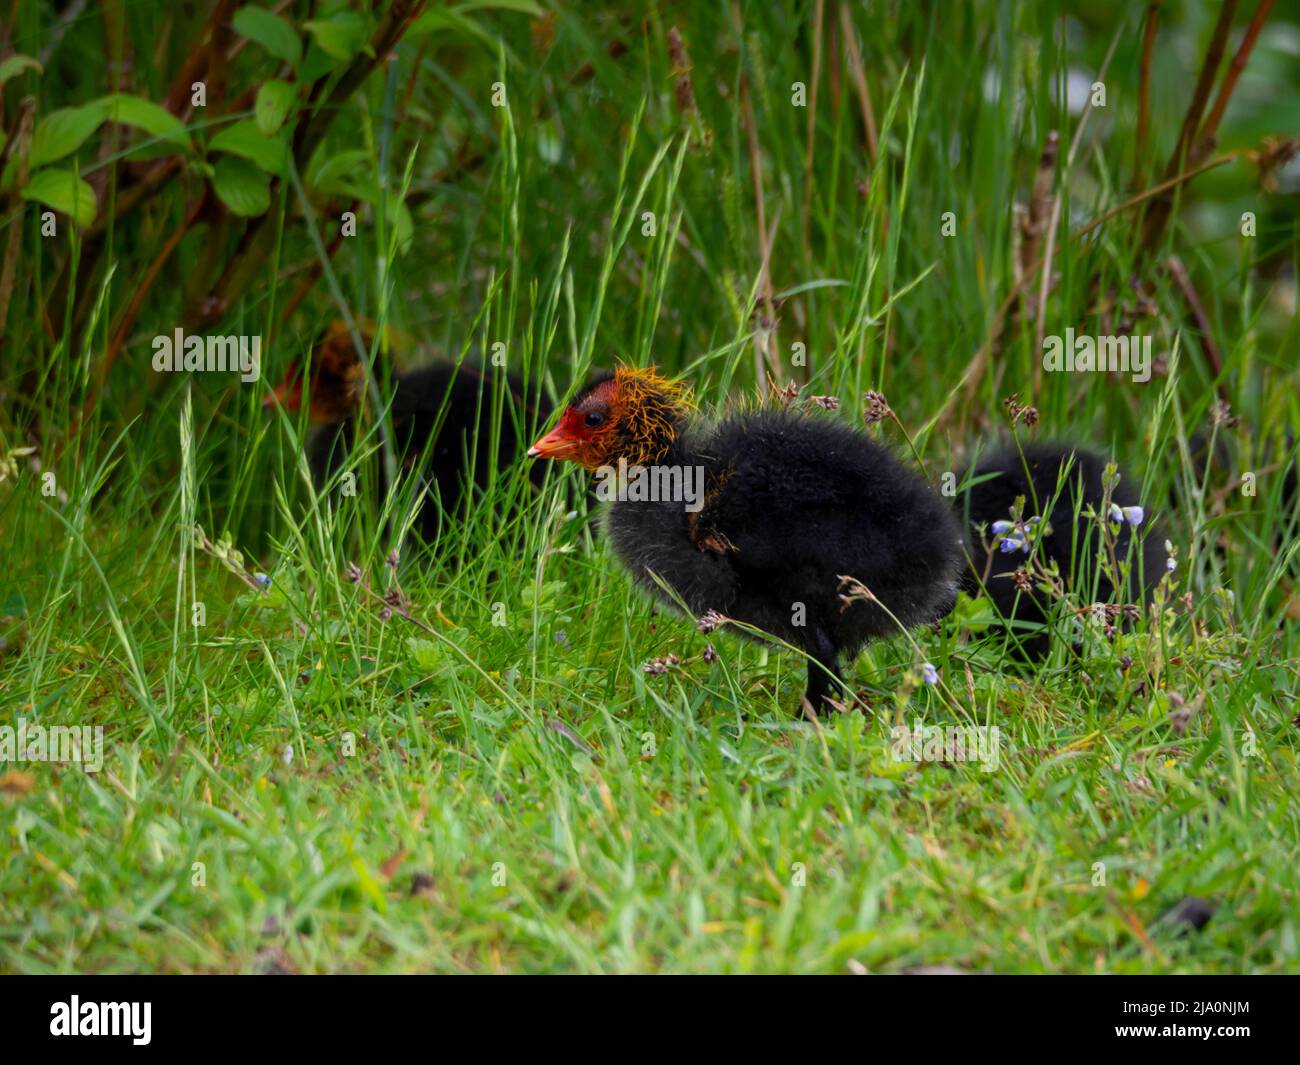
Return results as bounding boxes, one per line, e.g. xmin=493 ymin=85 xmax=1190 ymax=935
xmin=1 ymin=0 xmax=1298 ymax=973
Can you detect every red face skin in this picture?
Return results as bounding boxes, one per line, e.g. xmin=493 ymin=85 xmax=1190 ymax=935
xmin=528 ymin=378 xmax=621 ymax=471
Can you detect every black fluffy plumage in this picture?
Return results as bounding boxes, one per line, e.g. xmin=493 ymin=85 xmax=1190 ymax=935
xmin=310 ymin=364 xmax=549 ymax=540
xmin=604 ymin=408 xmax=967 ymax=709
xmin=955 ymin=440 xmax=1167 ymax=657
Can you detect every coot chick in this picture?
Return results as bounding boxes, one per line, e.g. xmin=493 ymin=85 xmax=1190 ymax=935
xmin=527 ymin=367 xmax=966 ymax=713
xmin=955 ymin=441 xmax=1168 ymax=657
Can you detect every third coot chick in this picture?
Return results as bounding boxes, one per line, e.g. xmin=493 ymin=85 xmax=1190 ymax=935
xmin=955 ymin=441 xmax=1168 ymax=657
xmin=527 ymin=367 xmax=967 ymax=712
xmin=265 ymin=322 xmax=549 ymax=539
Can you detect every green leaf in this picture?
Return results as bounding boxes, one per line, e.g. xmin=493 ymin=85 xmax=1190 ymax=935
xmin=308 ymin=148 xmax=371 ymax=193
xmin=209 ymin=120 xmax=288 ymax=176
xmin=304 ymin=12 xmax=370 ymax=62
xmin=405 ymin=634 xmax=469 ymax=678
xmin=405 ymin=638 xmax=446 ymax=672
xmin=100 ymin=93 xmax=191 ymax=151
xmin=298 ymin=43 xmax=341 ymax=82
xmin=22 ymin=168 xmax=98 ymax=227
xmin=0 ymin=54 xmax=42 ymax=85
xmin=212 ymin=156 xmax=270 ymax=216
xmin=520 ymin=580 xmax=567 ymax=609
xmin=254 ymin=79 xmax=297 ymax=135
xmin=29 ymin=104 xmax=103 ymax=168
xmin=31 ymin=95 xmax=191 ymax=167
xmin=232 ymin=6 xmax=301 ymax=67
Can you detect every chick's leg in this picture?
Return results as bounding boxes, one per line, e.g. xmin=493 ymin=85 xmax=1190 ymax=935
xmin=804 ymin=629 xmax=845 ymax=714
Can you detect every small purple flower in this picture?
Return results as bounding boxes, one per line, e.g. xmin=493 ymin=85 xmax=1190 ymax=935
xmin=1166 ymin=556 xmax=1177 ymax=572
xmin=994 ymin=515 xmax=1039 ymax=553
xmin=920 ymin=662 xmax=939 ymax=686
xmin=255 ymin=572 xmax=271 ymax=588
xmin=1109 ymin=504 xmax=1144 ymax=527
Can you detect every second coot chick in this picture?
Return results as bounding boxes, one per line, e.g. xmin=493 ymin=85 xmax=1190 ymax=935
xmin=955 ymin=441 xmax=1168 ymax=657
xmin=527 ymin=367 xmax=967 ymax=712
xmin=265 ymin=322 xmax=549 ymax=538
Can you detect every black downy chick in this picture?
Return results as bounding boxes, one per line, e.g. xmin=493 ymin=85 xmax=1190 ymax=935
xmin=527 ymin=367 xmax=967 ymax=712
xmin=265 ymin=322 xmax=549 ymax=540
xmin=955 ymin=441 xmax=1168 ymax=657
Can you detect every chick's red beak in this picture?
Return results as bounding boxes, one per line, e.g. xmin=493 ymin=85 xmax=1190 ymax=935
xmin=527 ymin=422 xmax=578 ymax=460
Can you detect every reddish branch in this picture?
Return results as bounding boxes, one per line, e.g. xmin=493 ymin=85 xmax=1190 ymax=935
xmin=1139 ymin=1 xmax=1238 ymax=253
xmin=1199 ymin=0 xmax=1277 ymax=148
xmin=1167 ymin=254 xmax=1226 ymax=399
xmin=1134 ymin=2 xmax=1162 ymax=184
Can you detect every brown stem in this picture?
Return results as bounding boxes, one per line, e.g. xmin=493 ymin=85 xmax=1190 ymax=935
xmin=1167 ymin=253 xmax=1227 ymax=400
xmin=0 ymin=99 xmax=35 ymax=343
xmin=1139 ymin=0 xmax=1238 ymax=253
xmin=206 ymin=0 xmax=237 ymax=108
xmin=1134 ymin=2 xmax=1162 ymax=186
xmin=163 ymin=2 xmax=221 ymax=113
xmin=1200 ymin=0 xmax=1276 ymax=146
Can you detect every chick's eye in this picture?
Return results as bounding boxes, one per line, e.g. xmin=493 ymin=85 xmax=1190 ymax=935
xmin=584 ymin=410 xmax=606 ymax=428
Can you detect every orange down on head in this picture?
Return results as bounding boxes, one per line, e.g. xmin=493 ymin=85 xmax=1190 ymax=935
xmin=528 ymin=367 xmax=691 ymax=471
xmin=263 ymin=321 xmax=370 ymax=424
